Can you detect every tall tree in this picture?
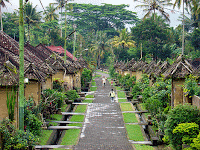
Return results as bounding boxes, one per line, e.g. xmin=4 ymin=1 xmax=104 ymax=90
xmin=173 ymin=0 xmax=190 ymax=55
xmin=131 ymin=15 xmax=172 ymax=61
xmin=90 ymin=31 xmax=109 ymax=68
xmin=66 ymin=3 xmax=138 ymax=37
xmin=0 ymin=0 xmax=10 ymax=31
xmin=44 ymin=4 xmax=58 ymax=22
xmin=24 ymin=2 xmax=41 ymax=42
xmin=51 ymin=0 xmax=71 ymax=37
xmin=110 ymin=28 xmax=135 ymax=60
xmin=135 ymin=0 xmax=172 ymax=22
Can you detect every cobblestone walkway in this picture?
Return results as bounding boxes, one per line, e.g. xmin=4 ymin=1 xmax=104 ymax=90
xmin=74 ymin=72 xmax=133 ymax=150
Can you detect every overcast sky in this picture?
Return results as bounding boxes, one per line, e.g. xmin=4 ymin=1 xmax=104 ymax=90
xmin=2 ymin=0 xmax=183 ymax=27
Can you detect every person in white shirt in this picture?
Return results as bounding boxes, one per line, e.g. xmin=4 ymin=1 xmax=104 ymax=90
xmin=109 ymin=89 xmax=115 ymax=103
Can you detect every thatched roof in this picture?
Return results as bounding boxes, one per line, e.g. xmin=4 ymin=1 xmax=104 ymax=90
xmin=122 ymin=58 xmax=136 ymax=71
xmin=24 ymin=63 xmax=46 ymax=82
xmin=0 ymin=61 xmax=18 ymax=86
xmin=130 ymin=60 xmax=147 ymax=72
xmin=77 ymin=55 xmax=88 ymax=69
xmin=143 ymin=60 xmax=157 ymax=74
xmin=163 ymin=55 xmax=194 ymax=79
xmin=154 ymin=61 xmax=171 ymax=77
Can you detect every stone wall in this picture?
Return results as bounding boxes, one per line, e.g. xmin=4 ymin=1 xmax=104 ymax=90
xmin=192 ymin=95 xmax=200 ymax=109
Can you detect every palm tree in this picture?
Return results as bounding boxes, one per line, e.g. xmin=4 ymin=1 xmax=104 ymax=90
xmin=0 ymin=0 xmax=10 ymax=31
xmin=90 ymin=31 xmax=109 ymax=68
xmin=110 ymin=28 xmax=135 ymax=49
xmin=44 ymin=4 xmax=58 ymax=22
xmin=173 ymin=0 xmax=190 ymax=55
xmin=51 ymin=0 xmax=71 ymax=37
xmin=24 ymin=2 xmax=41 ymax=42
xmin=135 ymin=0 xmax=172 ymax=22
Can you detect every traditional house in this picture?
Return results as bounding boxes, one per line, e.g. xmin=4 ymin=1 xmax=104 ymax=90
xmin=0 ymin=61 xmax=19 ymax=126
xmin=24 ymin=63 xmax=45 ymax=105
xmin=121 ymin=58 xmax=136 ymax=76
xmin=163 ymin=55 xmax=194 ymax=107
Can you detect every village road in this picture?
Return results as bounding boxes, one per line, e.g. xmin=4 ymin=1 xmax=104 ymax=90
xmin=74 ymin=72 xmax=133 ymax=150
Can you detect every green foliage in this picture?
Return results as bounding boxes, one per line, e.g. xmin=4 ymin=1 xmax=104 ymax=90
xmin=131 ymin=15 xmax=172 ymax=61
xmin=85 ymin=95 xmax=94 ymax=98
xmin=0 ymin=118 xmax=38 ymax=149
xmin=67 ymin=3 xmax=138 ymax=37
xmin=65 ymin=90 xmax=80 ymax=101
xmin=117 ymin=91 xmax=126 ymax=98
xmin=53 ymin=79 xmax=63 ymax=92
xmin=131 ymin=74 xmax=149 ymax=99
xmin=81 ymin=68 xmax=92 ymax=89
xmin=173 ymin=123 xmax=199 ymax=146
xmin=165 ymin=104 xmax=200 ymax=150
xmin=183 ymin=75 xmax=200 ymax=97
xmin=109 ymin=65 xmax=115 ymax=78
xmin=6 ymin=86 xmax=17 ymax=121
xmin=41 ymin=89 xmax=66 ymax=118
xmin=191 ymin=132 xmax=200 ymax=149
xmin=24 ymin=98 xmax=43 ymax=136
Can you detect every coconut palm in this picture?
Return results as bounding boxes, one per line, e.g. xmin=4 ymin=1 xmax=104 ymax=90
xmin=44 ymin=4 xmax=58 ymax=22
xmin=110 ymin=28 xmax=135 ymax=49
xmin=135 ymin=0 xmax=172 ymax=22
xmin=90 ymin=31 xmax=109 ymax=68
xmin=51 ymin=0 xmax=72 ymax=37
xmin=173 ymin=0 xmax=191 ymax=55
xmin=0 ymin=0 xmax=10 ymax=31
xmin=24 ymin=2 xmax=41 ymax=42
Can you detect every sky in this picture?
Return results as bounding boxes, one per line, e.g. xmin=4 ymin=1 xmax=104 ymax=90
xmin=2 ymin=0 xmax=184 ymax=28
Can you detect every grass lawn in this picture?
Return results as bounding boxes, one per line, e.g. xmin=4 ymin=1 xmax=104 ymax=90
xmin=118 ymin=99 xmax=127 ymax=102
xmin=85 ymin=95 xmax=94 ymax=98
xmin=47 ymin=114 xmax=63 ymax=126
xmin=120 ymin=103 xmax=133 ymax=111
xmin=61 ymin=104 xmax=68 ymax=112
xmin=125 ymin=124 xmax=144 ymax=141
xmin=116 ymin=86 xmax=123 ymax=91
xmin=134 ymin=144 xmax=154 ymax=150
xmin=59 ymin=129 xmax=80 ymax=145
xmin=91 ymin=82 xmax=96 ymax=86
xmin=39 ymin=130 xmax=53 ymax=145
xmin=82 ymin=100 xmax=93 ymax=103
xmin=123 ymin=113 xmax=138 ymax=123
xmin=75 ymin=105 xmax=87 ymax=113
xmin=139 ymin=103 xmax=150 ymax=119
xmin=70 ymin=115 xmax=85 ymax=122
xmin=94 ymin=74 xmax=101 ymax=78
xmin=90 ymin=87 xmax=97 ymax=91
xmin=117 ymin=91 xmax=126 ymax=98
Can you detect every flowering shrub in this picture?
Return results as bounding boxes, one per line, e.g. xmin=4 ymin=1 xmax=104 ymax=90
xmin=0 ymin=118 xmax=38 ymax=150
xmin=53 ymin=78 xmax=63 ymax=92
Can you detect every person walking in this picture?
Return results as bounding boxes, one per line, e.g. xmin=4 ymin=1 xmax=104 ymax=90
xmin=102 ymin=76 xmax=106 ymax=87
xmin=109 ymin=89 xmax=116 ymax=103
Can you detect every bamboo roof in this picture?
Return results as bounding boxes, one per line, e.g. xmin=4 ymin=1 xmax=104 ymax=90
xmin=163 ymin=55 xmax=194 ymax=79
xmin=122 ymin=58 xmax=136 ymax=71
xmin=0 ymin=61 xmax=18 ymax=86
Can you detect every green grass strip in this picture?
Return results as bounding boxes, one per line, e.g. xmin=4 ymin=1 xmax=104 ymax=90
xmin=75 ymin=105 xmax=87 ymax=113
xmin=90 ymin=87 xmax=97 ymax=91
xmin=61 ymin=104 xmax=68 ymax=112
xmin=116 ymin=86 xmax=123 ymax=91
xmin=82 ymin=100 xmax=93 ymax=103
xmin=123 ymin=113 xmax=138 ymax=123
xmin=39 ymin=130 xmax=53 ymax=145
xmin=85 ymin=95 xmax=94 ymax=98
xmin=60 ymin=129 xmax=80 ymax=145
xmin=68 ymin=123 xmax=82 ymax=127
xmin=117 ymin=91 xmax=126 ymax=98
xmin=70 ymin=115 xmax=85 ymax=122
xmin=118 ymin=99 xmax=127 ymax=102
xmin=125 ymin=124 xmax=144 ymax=141
xmin=120 ymin=103 xmax=133 ymax=111
xmin=134 ymin=144 xmax=154 ymax=150
xmin=91 ymin=82 xmax=96 ymax=86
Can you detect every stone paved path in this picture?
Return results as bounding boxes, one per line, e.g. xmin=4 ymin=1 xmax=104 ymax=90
xmin=74 ymin=72 xmax=133 ymax=150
